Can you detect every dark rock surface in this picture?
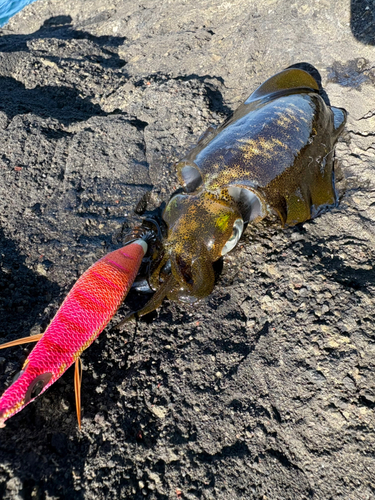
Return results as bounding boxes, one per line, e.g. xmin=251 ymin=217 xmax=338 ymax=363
xmin=0 ymin=1 xmax=375 ymax=499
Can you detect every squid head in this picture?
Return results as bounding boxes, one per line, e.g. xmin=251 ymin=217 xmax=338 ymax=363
xmin=152 ymin=188 xmax=244 ymax=302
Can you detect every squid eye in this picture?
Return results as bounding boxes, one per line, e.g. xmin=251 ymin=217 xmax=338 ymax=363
xmin=24 ymin=373 xmax=53 ymax=404
xmin=221 ymin=219 xmax=244 ymax=256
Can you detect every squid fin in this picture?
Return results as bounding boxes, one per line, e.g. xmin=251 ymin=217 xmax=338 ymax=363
xmin=0 ymin=333 xmax=43 ymax=349
xmin=246 ymin=68 xmax=319 ymax=103
xmin=332 ymin=107 xmax=347 ymax=136
xmin=74 ymin=357 xmax=82 ymax=430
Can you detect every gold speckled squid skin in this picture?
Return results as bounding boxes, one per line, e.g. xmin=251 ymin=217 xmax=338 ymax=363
xmin=154 ymin=68 xmax=347 ymax=303
xmin=177 ymin=68 xmax=347 ymax=225
xmin=161 ymin=189 xmax=241 ymax=299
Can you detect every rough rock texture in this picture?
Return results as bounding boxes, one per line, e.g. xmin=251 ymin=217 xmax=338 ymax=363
xmin=0 ymin=0 xmax=375 ymax=499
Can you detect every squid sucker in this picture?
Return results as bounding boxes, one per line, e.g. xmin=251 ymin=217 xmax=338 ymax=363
xmin=0 ymin=66 xmax=346 ymax=427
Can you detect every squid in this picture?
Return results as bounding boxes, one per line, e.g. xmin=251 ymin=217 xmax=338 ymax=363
xmin=0 ymin=66 xmax=347 ymax=427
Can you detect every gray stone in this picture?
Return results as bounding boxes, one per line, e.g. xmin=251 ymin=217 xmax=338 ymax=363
xmin=0 ymin=0 xmax=374 ymax=499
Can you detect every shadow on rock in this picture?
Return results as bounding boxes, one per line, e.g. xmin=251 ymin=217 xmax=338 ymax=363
xmin=174 ymin=73 xmax=233 ymax=116
xmin=351 ymin=0 xmax=375 ymax=45
xmin=0 ymin=15 xmax=126 ymax=66
xmin=0 ymin=405 xmax=89 ymax=500
xmin=0 ymin=226 xmax=60 ymax=340
xmin=295 ymin=235 xmax=375 ymax=293
xmin=0 ymin=75 xmax=107 ymax=125
xmin=0 ymin=15 xmax=128 ymax=126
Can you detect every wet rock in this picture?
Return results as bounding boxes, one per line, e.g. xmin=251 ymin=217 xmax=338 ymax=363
xmin=0 ymin=0 xmax=374 ymax=499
